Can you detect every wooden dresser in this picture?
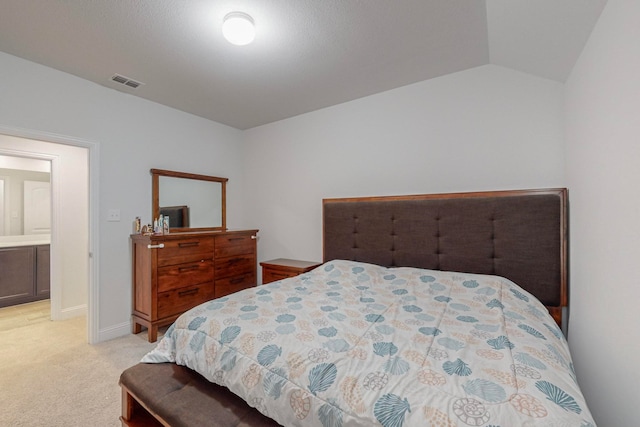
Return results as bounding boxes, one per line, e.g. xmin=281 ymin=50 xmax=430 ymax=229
xmin=131 ymin=229 xmax=258 ymax=342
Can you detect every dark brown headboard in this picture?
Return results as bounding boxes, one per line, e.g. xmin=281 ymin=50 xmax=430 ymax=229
xmin=323 ymin=188 xmax=567 ymax=325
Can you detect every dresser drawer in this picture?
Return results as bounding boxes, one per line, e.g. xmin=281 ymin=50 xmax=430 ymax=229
xmin=157 ymin=260 xmax=214 ymax=293
xmin=262 ymin=269 xmax=299 ymax=284
xmin=157 ymin=282 xmax=215 ymax=319
xmin=214 ymin=234 xmax=255 ymax=258
xmin=260 ymin=259 xmax=322 ymax=284
xmin=214 ymin=274 xmax=256 ymax=298
xmin=214 ymin=254 xmax=255 ymax=279
xmin=157 ymin=237 xmax=214 ymax=267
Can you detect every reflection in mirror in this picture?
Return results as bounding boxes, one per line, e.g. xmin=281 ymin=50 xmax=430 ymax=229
xmin=151 ymin=169 xmax=227 ymax=232
xmin=159 ymin=205 xmax=189 ymax=228
xmin=0 ymin=156 xmax=51 ymax=237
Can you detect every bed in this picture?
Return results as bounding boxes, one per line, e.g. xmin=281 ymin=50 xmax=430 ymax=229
xmin=120 ymin=188 xmax=595 ymax=427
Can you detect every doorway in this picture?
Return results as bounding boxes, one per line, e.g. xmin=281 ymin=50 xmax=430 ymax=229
xmin=0 ymin=126 xmax=98 ymax=343
xmin=0 ymin=156 xmax=51 ymax=310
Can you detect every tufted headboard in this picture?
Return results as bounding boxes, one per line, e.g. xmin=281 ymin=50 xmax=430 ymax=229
xmin=323 ymin=188 xmax=568 ymax=325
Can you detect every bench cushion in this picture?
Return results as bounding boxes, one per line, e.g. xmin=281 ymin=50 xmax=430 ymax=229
xmin=120 ymin=363 xmax=280 ymax=427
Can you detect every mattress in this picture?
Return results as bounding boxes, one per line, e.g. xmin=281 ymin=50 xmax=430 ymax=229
xmin=142 ymin=260 xmax=594 ymax=427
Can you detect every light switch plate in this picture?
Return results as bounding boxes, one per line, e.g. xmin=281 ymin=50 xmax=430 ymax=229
xmin=107 ymin=209 xmax=121 ymax=222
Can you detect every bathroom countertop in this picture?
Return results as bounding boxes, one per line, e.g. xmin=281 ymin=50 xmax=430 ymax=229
xmin=0 ymin=235 xmax=51 ymax=248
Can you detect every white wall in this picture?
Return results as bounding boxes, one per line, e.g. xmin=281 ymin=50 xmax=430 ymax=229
xmin=243 ymin=65 xmax=566 ymax=271
xmin=565 ymin=0 xmax=640 ymax=425
xmin=0 ymin=51 xmax=245 ymax=341
xmin=0 ymin=155 xmax=51 ymax=172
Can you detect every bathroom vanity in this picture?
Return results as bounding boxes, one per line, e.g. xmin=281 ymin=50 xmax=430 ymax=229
xmin=0 ymin=237 xmax=50 ymax=308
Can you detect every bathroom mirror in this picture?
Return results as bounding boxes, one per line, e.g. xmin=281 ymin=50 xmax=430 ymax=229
xmin=151 ymin=169 xmax=227 ymax=232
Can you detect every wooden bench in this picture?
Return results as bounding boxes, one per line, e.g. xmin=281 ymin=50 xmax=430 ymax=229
xmin=119 ymin=363 xmax=280 ymax=427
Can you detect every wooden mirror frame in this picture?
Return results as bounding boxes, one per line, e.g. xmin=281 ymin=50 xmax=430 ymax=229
xmin=151 ymin=168 xmax=228 ymax=232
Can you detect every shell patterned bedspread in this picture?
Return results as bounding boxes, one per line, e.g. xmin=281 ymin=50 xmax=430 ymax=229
xmin=142 ymin=260 xmax=595 ymax=427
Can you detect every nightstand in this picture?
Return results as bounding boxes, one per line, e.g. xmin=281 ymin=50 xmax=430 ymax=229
xmin=260 ymin=258 xmax=322 ymax=284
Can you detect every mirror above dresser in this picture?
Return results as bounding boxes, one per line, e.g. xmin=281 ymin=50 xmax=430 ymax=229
xmin=151 ymin=168 xmax=227 ymax=232
xmin=133 ymin=168 xmax=258 ymax=341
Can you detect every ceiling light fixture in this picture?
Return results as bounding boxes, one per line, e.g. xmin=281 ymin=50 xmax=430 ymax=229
xmin=222 ymin=12 xmax=255 ymax=46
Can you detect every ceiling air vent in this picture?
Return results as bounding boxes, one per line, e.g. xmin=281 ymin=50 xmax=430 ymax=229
xmin=111 ymin=74 xmax=144 ymax=89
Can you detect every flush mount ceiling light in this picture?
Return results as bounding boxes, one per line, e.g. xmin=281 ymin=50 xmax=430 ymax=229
xmin=222 ymin=12 xmax=255 ymax=46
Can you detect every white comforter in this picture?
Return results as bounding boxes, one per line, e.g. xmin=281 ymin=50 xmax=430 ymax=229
xmin=143 ymin=260 xmax=595 ymax=427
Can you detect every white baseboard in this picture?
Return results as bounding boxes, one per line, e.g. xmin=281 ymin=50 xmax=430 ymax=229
xmin=97 ymin=320 xmax=133 ymax=342
xmin=56 ymin=304 xmax=87 ymax=320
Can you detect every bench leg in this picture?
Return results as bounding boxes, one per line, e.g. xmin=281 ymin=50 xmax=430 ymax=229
xmin=120 ymin=384 xmax=165 ymax=426
xmin=121 ymin=386 xmax=135 ymax=424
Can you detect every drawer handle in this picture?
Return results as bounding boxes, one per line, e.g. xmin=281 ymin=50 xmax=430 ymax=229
xmin=230 ymin=277 xmax=245 ymax=284
xmin=229 ymin=257 xmax=244 ymax=264
xmin=179 ymin=265 xmax=201 ymax=273
xmin=147 ymin=243 xmax=165 ymax=249
xmin=271 ymin=272 xmax=289 ymax=278
xmin=228 ymin=237 xmax=244 ymax=242
xmin=179 ymin=242 xmax=200 ymax=248
xmin=179 ymin=288 xmax=199 ymax=297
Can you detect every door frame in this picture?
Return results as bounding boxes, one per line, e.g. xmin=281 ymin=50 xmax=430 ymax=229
xmin=0 ymin=124 xmax=99 ymax=344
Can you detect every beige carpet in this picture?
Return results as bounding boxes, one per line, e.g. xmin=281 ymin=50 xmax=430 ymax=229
xmin=0 ymin=302 xmax=160 ymax=426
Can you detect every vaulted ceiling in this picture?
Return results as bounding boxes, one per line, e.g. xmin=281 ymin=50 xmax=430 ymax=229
xmin=0 ymin=1 xmax=607 ymax=130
